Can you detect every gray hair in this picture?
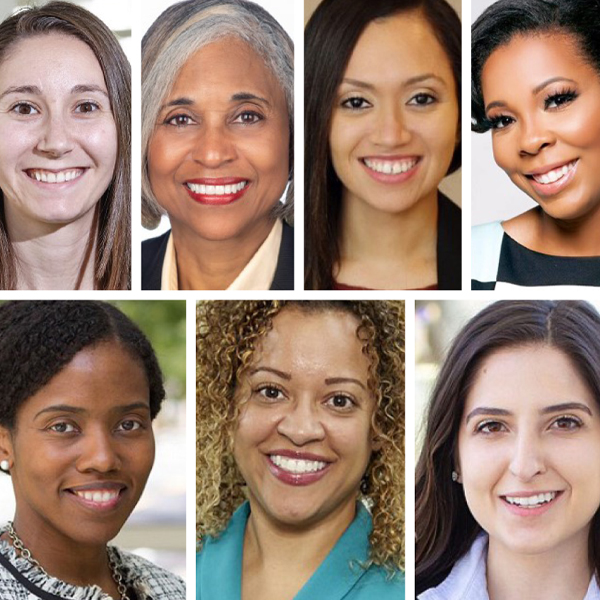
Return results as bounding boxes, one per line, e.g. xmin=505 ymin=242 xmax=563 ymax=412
xmin=142 ymin=0 xmax=294 ymax=229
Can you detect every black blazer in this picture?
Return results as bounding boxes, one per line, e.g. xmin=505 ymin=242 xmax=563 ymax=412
xmin=437 ymin=192 xmax=462 ymax=290
xmin=141 ymin=221 xmax=294 ymax=290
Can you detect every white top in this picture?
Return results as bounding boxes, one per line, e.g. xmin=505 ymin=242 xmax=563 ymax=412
xmin=419 ymin=534 xmax=600 ymax=600
xmin=161 ymin=219 xmax=282 ymax=290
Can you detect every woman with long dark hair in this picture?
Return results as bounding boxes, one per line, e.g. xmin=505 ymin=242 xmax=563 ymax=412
xmin=417 ymin=300 xmax=600 ymax=599
xmin=305 ymin=0 xmax=461 ymax=290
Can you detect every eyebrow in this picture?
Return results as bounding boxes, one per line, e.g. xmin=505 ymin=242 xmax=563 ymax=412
xmin=0 ymin=84 xmax=108 ymax=102
xmin=35 ymin=402 xmax=151 ymax=419
xmin=161 ymin=91 xmax=271 ymax=113
xmin=485 ymin=77 xmax=579 ymax=113
xmin=466 ymin=402 xmax=593 ymax=423
xmin=248 ymin=366 xmax=291 ymax=380
xmin=324 ymin=377 xmax=366 ymax=390
xmin=341 ymin=73 xmax=447 ymax=91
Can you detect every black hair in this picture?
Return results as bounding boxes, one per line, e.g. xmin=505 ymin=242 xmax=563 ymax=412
xmin=472 ymin=0 xmax=600 ymax=133
xmin=304 ymin=0 xmax=461 ymax=290
xmin=0 ymin=301 xmax=165 ymax=430
xmin=416 ymin=300 xmax=600 ymax=592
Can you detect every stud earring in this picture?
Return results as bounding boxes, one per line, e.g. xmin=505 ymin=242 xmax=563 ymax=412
xmin=451 ymin=470 xmax=459 ymax=482
xmin=0 ymin=460 xmax=10 ymax=473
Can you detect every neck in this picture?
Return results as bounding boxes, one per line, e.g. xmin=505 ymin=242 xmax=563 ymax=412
xmin=486 ymin=533 xmax=592 ymax=600
xmin=6 ymin=207 xmax=97 ymax=290
xmin=337 ymin=189 xmax=438 ymax=288
xmin=7 ymin=515 xmax=117 ymax=595
xmin=242 ymin=499 xmax=357 ymax=598
xmin=171 ymin=216 xmax=275 ymax=290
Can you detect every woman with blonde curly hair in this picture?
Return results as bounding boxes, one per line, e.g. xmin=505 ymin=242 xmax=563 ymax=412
xmin=196 ymin=300 xmax=405 ymax=600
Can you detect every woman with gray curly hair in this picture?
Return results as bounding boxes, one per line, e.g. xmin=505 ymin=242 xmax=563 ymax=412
xmin=142 ymin=0 xmax=294 ymax=290
xmin=196 ymin=300 xmax=405 ymax=600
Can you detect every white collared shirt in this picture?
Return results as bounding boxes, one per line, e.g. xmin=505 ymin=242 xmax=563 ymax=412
xmin=419 ymin=534 xmax=600 ymax=600
xmin=161 ymin=219 xmax=282 ymax=291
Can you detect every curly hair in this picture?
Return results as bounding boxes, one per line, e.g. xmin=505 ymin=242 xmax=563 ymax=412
xmin=196 ymin=300 xmax=405 ymax=571
xmin=0 ymin=301 xmax=165 ymax=431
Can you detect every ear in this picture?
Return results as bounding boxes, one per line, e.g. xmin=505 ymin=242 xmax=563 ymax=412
xmin=0 ymin=425 xmax=14 ymax=469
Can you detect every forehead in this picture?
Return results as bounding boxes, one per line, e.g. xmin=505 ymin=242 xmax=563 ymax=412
xmin=344 ymin=10 xmax=455 ymax=90
xmin=481 ymin=33 xmax=597 ymax=101
xmin=169 ymin=36 xmax=286 ymax=105
xmin=0 ymin=33 xmax=105 ymax=87
xmin=249 ymin=308 xmax=370 ymax=376
xmin=464 ymin=344 xmax=595 ymax=414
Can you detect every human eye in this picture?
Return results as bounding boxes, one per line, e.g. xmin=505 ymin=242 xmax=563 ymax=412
xmin=340 ymin=96 xmax=372 ymax=111
xmin=255 ymin=384 xmax=286 ymax=402
xmin=407 ymin=93 xmax=436 ymax=106
xmin=475 ymin=419 xmax=507 ymax=434
xmin=10 ymin=102 xmax=40 ymax=116
xmin=325 ymin=393 xmax=357 ymax=411
xmin=165 ymin=113 xmax=195 ymax=127
xmin=233 ymin=110 xmax=264 ymax=125
xmin=544 ymin=88 xmax=578 ymax=110
xmin=47 ymin=421 xmax=78 ymax=434
xmin=75 ymin=101 xmax=100 ymax=114
xmin=488 ymin=114 xmax=515 ymax=130
xmin=551 ymin=414 xmax=583 ymax=431
xmin=117 ymin=419 xmax=143 ymax=432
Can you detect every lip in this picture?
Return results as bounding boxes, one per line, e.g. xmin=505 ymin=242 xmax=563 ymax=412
xmin=24 ymin=167 xmax=87 ymax=189
xmin=500 ymin=490 xmax=564 ymax=517
xmin=525 ymin=159 xmax=579 ymax=198
xmin=265 ymin=451 xmax=333 ymax=487
xmin=184 ymin=177 xmax=250 ymax=206
xmin=360 ymin=155 xmax=421 ymax=184
xmin=64 ymin=481 xmax=127 ymax=512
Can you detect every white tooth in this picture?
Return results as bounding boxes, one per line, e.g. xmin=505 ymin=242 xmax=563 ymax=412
xmin=56 ymin=171 xmax=66 ymax=183
xmin=382 ymin=162 xmax=392 ymax=174
xmin=206 ymin=185 xmax=215 ymax=194
xmin=92 ymin=491 xmax=102 ymax=502
xmin=48 ymin=172 xmax=57 ymax=183
xmin=215 ymin=185 xmax=226 ymax=195
xmin=84 ymin=491 xmax=93 ymax=501
xmin=225 ymin=184 xmax=232 ymax=194
xmin=35 ymin=171 xmax=42 ymax=181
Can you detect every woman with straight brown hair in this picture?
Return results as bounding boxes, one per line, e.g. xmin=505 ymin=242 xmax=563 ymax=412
xmin=0 ymin=2 xmax=131 ymax=290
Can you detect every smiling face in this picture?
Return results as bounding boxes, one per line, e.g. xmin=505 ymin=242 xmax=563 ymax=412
xmin=147 ymin=36 xmax=289 ymax=243
xmin=0 ymin=342 xmax=154 ymax=551
xmin=0 ymin=34 xmax=118 ymax=228
xmin=328 ymin=10 xmax=458 ymax=216
xmin=482 ymin=33 xmax=600 ymax=222
xmin=458 ymin=344 xmax=600 ymax=558
xmin=233 ymin=308 xmax=377 ymax=529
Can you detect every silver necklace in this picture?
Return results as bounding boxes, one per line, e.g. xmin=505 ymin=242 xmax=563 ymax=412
xmin=7 ymin=521 xmax=129 ymax=600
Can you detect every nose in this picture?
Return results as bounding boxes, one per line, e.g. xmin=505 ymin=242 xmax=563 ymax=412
xmin=191 ymin=123 xmax=238 ymax=168
xmin=76 ymin=428 xmax=121 ymax=473
xmin=518 ymin=116 xmax=555 ymax=156
xmin=276 ymin=399 xmax=326 ymax=446
xmin=509 ymin=431 xmax=546 ymax=482
xmin=36 ymin=112 xmax=74 ymax=158
xmin=371 ymin=104 xmax=412 ymax=147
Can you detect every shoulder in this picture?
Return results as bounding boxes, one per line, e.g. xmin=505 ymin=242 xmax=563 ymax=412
xmin=350 ymin=564 xmax=405 ymax=599
xmin=437 ymin=192 xmax=462 ymax=290
xmin=271 ymin=221 xmax=294 ymax=290
xmin=471 ymin=221 xmax=505 ymax=290
xmin=114 ymin=548 xmax=186 ymax=600
xmin=142 ymin=230 xmax=171 ymax=290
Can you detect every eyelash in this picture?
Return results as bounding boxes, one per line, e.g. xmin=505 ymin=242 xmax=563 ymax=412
xmin=46 ymin=419 xmax=144 ymax=435
xmin=340 ymin=93 xmax=436 ymax=111
xmin=254 ymin=384 xmax=286 ymax=401
xmin=474 ymin=414 xmax=584 ymax=435
xmin=407 ymin=93 xmax=437 ymax=106
xmin=488 ymin=87 xmax=579 ymax=130
xmin=9 ymin=101 xmax=101 ymax=116
xmin=325 ymin=393 xmax=356 ymax=411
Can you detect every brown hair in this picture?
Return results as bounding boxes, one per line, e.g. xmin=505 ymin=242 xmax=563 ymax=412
xmin=0 ymin=1 xmax=131 ymax=289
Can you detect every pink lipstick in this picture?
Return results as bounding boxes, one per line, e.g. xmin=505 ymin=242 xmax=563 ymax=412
xmin=266 ymin=450 xmax=333 ymax=486
xmin=360 ymin=155 xmax=421 ymax=184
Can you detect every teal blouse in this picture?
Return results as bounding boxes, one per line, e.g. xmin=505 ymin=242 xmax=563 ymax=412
xmin=196 ymin=502 xmax=404 ymax=600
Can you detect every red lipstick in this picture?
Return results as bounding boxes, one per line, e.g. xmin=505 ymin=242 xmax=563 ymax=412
xmin=184 ymin=177 xmax=250 ymax=205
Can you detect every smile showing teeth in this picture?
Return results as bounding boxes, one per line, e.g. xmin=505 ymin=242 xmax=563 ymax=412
xmin=504 ymin=492 xmax=557 ymax=507
xmin=28 ymin=168 xmax=84 ymax=184
xmin=270 ymin=455 xmax=327 ymax=474
xmin=363 ymin=158 xmax=418 ymax=174
xmin=186 ymin=181 xmax=248 ymax=195
xmin=73 ymin=489 xmax=120 ymax=503
xmin=531 ymin=161 xmax=576 ymax=185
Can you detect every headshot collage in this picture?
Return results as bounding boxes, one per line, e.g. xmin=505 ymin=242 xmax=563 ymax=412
xmin=0 ymin=0 xmax=597 ymax=599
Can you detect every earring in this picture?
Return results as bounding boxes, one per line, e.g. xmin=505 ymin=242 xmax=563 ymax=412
xmin=451 ymin=470 xmax=459 ymax=482
xmin=0 ymin=460 xmax=9 ymax=473
xmin=360 ymin=475 xmax=370 ymax=495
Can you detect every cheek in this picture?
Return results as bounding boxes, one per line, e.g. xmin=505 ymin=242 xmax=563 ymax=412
xmin=81 ymin=121 xmax=118 ymax=177
xmin=147 ymin=131 xmax=186 ymax=187
xmin=233 ymin=405 xmax=278 ymax=454
xmin=244 ymin=126 xmax=290 ymax=198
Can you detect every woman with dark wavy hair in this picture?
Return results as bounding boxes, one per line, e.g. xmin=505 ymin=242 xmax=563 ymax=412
xmin=197 ymin=300 xmax=405 ymax=599
xmin=305 ymin=0 xmax=461 ymax=290
xmin=416 ymin=300 xmax=600 ymax=599
xmin=0 ymin=2 xmax=131 ymax=290
xmin=0 ymin=301 xmax=185 ymax=599
xmin=471 ymin=0 xmax=600 ymax=289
